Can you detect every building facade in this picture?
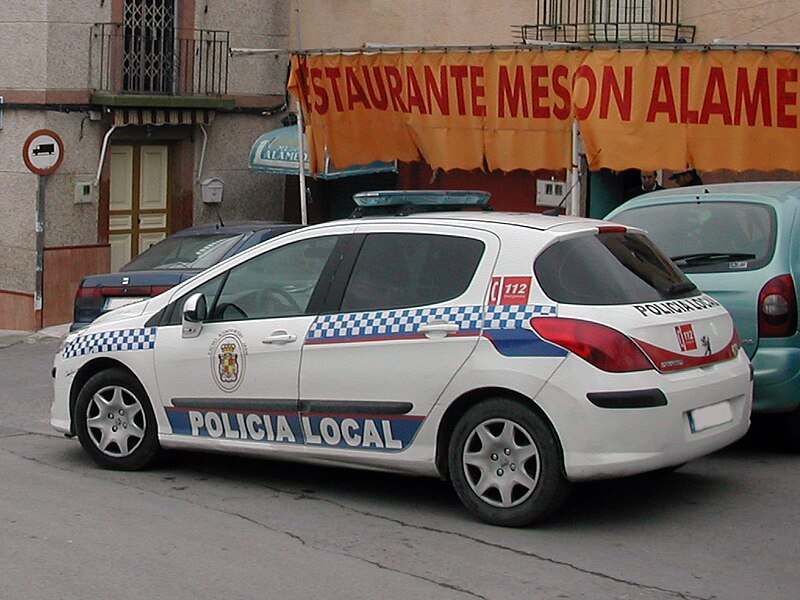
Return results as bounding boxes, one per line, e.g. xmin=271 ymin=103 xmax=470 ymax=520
xmin=0 ymin=0 xmax=292 ymax=329
xmin=289 ymin=1 xmax=800 ymax=218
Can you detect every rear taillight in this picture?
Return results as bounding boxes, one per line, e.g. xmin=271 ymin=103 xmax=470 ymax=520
xmin=73 ymin=284 xmax=175 ymax=322
xmin=531 ymin=317 xmax=653 ymax=372
xmin=150 ymin=285 xmax=173 ymax=296
xmin=73 ymin=287 xmax=105 ymax=321
xmin=758 ymin=274 xmax=798 ymax=337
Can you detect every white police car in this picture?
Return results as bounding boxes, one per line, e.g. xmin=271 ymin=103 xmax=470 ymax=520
xmin=51 ymin=191 xmax=752 ymax=526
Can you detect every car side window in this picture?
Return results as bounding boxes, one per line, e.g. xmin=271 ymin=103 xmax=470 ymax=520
xmin=340 ymin=233 xmax=484 ymax=312
xmin=209 ymin=235 xmax=339 ymax=322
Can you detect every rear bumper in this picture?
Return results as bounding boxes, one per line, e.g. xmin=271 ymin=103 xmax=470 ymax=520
xmin=751 ymin=345 xmax=800 ymax=413
xmin=536 ymin=351 xmax=753 ymax=481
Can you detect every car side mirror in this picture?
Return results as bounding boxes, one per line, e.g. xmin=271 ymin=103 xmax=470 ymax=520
xmin=182 ymin=293 xmax=207 ymax=338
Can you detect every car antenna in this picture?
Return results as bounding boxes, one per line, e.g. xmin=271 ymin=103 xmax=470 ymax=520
xmin=214 ymin=203 xmax=225 ymax=228
xmin=542 ymin=148 xmax=601 ymax=217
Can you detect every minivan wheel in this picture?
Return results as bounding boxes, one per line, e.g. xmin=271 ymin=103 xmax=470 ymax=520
xmin=774 ymin=408 xmax=800 ymax=452
xmin=448 ymin=398 xmax=570 ymax=527
xmin=74 ymin=368 xmax=161 ymax=470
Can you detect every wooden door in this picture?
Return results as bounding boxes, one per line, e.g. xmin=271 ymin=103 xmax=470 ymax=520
xmin=109 ymin=145 xmax=169 ymax=271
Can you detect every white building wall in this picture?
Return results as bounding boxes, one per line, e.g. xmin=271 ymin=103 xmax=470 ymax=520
xmin=684 ymin=0 xmax=800 ymax=45
xmin=294 ymin=0 xmax=532 ymax=48
xmin=293 ymin=0 xmax=799 ymax=48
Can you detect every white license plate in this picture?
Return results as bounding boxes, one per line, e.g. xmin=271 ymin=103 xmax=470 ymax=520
xmin=104 ymin=296 xmax=146 ymax=310
xmin=688 ymin=401 xmax=733 ymax=433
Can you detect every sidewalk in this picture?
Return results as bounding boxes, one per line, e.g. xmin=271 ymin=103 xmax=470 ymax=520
xmin=0 ymin=323 xmax=70 ymax=348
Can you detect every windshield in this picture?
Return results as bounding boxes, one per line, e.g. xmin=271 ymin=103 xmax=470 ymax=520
xmin=121 ymin=233 xmax=245 ymax=271
xmin=612 ymin=202 xmax=776 ymax=273
xmin=535 ymin=232 xmax=697 ymax=305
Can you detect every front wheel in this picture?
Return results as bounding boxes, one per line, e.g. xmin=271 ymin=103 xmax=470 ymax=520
xmin=74 ymin=368 xmax=161 ymax=470
xmin=448 ymin=398 xmax=570 ymax=527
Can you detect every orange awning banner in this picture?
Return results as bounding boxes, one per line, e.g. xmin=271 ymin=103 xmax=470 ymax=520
xmin=288 ymin=48 xmax=800 ymax=174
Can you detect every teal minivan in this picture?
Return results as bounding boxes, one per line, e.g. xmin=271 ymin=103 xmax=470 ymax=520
xmin=607 ymin=182 xmax=800 ymax=442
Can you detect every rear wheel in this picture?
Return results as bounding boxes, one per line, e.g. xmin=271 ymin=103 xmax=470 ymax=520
xmin=448 ymin=398 xmax=570 ymax=527
xmin=74 ymin=368 xmax=161 ymax=470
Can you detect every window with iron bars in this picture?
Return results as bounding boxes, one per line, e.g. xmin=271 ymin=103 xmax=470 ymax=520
xmin=514 ymin=0 xmax=695 ymax=44
xmin=123 ymin=0 xmax=177 ymax=93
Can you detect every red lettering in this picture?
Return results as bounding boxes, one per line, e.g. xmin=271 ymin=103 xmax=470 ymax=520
xmin=646 ymin=67 xmax=678 ymax=123
xmin=498 ymin=65 xmax=528 ymax=118
xmin=345 ymin=67 xmax=370 ymax=110
xmin=552 ymin=65 xmax=571 ymax=120
xmin=600 ymin=65 xmax=632 ymax=120
xmin=362 ymin=66 xmax=388 ymax=110
xmin=323 ymin=67 xmax=345 ymax=112
xmin=573 ymin=65 xmax=596 ymax=121
xmin=450 ymin=65 xmax=469 ymax=115
xmin=734 ymin=67 xmax=772 ymax=126
xmin=680 ymin=66 xmax=699 ymax=123
xmin=699 ymin=67 xmax=733 ymax=125
xmin=294 ymin=64 xmax=312 ymax=114
xmin=384 ymin=67 xmax=409 ymax=113
xmin=406 ymin=67 xmax=427 ymax=114
xmin=424 ymin=65 xmax=450 ymax=115
xmin=310 ymin=67 xmax=329 ymax=115
xmin=531 ymin=65 xmax=550 ymax=118
xmin=470 ymin=66 xmax=487 ymax=116
xmin=777 ymin=68 xmax=798 ymax=128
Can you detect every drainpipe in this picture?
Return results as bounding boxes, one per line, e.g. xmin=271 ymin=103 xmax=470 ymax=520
xmin=197 ymin=123 xmax=208 ymax=182
xmin=94 ymin=125 xmax=118 ymax=186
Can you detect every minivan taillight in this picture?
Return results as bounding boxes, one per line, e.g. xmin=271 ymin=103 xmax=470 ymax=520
xmin=758 ymin=274 xmax=798 ymax=337
xmin=531 ymin=317 xmax=653 ymax=372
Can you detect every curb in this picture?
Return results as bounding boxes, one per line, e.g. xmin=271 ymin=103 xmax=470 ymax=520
xmin=0 ymin=323 xmax=70 ymax=348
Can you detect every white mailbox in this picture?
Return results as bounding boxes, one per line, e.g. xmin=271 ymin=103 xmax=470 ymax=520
xmin=200 ymin=178 xmax=224 ymax=204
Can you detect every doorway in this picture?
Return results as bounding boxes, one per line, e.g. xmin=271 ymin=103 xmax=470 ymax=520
xmin=108 ymin=144 xmax=170 ymax=271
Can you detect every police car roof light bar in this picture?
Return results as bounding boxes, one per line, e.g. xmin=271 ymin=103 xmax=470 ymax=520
xmin=350 ymin=190 xmax=492 ymax=218
xmin=353 ymin=190 xmax=491 ymax=208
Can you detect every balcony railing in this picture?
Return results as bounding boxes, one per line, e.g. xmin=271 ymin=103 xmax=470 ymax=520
xmin=514 ymin=0 xmax=695 ymax=44
xmin=90 ymin=23 xmax=229 ymax=96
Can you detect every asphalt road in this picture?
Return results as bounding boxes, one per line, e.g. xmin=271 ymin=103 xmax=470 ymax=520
xmin=1 ymin=334 xmax=798 ymax=600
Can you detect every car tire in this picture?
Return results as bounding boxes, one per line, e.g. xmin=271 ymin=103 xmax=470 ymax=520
xmin=74 ymin=368 xmax=161 ymax=470
xmin=448 ymin=398 xmax=570 ymax=527
xmin=773 ymin=408 xmax=800 ymax=452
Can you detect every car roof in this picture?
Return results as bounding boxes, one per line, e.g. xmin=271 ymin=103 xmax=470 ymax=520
xmin=613 ymin=181 xmax=800 ymax=209
xmin=171 ymin=221 xmax=300 ymax=236
xmin=344 ymin=210 xmax=612 ymax=233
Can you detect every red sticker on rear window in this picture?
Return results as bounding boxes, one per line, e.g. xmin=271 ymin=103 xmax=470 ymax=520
xmin=489 ymin=276 xmax=532 ymax=305
xmin=675 ymin=324 xmax=697 ymax=351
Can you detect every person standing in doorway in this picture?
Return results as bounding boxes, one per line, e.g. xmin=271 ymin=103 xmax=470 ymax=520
xmin=626 ymin=170 xmax=664 ymax=199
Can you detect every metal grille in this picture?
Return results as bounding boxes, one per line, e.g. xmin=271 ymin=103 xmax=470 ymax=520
xmin=514 ymin=0 xmax=695 ymax=44
xmin=90 ymin=22 xmax=229 ymax=96
xmin=123 ymin=0 xmax=176 ymax=93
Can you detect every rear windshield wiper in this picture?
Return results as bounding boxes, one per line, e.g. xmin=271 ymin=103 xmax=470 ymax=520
xmin=670 ymin=252 xmax=756 ymax=267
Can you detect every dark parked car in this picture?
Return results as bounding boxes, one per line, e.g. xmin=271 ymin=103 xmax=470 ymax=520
xmin=71 ymin=221 xmax=302 ymax=331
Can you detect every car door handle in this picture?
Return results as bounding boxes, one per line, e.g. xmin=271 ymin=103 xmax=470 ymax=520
xmin=418 ymin=321 xmax=460 ymax=336
xmin=262 ymin=331 xmax=297 ymax=345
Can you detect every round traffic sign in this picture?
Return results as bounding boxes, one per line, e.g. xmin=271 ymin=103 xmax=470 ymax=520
xmin=23 ymin=129 xmax=64 ymax=176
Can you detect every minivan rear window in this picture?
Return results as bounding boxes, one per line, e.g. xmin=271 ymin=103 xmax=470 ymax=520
xmin=611 ymin=202 xmax=776 ymax=273
xmin=535 ymin=232 xmax=697 ymax=305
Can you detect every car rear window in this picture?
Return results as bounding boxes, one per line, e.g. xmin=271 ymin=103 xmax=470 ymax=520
xmin=611 ymin=202 xmax=776 ymax=273
xmin=534 ymin=232 xmax=698 ymax=305
xmin=121 ymin=233 xmax=245 ymax=271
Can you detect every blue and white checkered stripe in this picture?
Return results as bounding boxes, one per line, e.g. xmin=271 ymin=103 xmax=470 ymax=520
xmin=307 ymin=305 xmax=557 ymax=343
xmin=62 ymin=327 xmax=157 ymax=359
xmin=484 ymin=304 xmax=557 ymax=329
